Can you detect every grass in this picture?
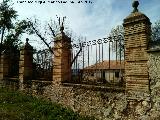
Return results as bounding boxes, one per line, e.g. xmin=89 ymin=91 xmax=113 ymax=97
xmin=0 ymin=87 xmax=95 ymax=120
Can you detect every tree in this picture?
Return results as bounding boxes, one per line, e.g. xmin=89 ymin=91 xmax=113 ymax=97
xmin=109 ymin=20 xmax=160 ymax=58
xmin=0 ymin=0 xmax=33 ymax=54
xmin=27 ymin=17 xmax=83 ymax=66
xmin=109 ymin=25 xmax=124 ymax=59
xmin=3 ymin=20 xmax=32 ymax=50
xmin=27 ymin=18 xmax=55 ymax=54
xmin=151 ymin=20 xmax=160 ymax=43
xmin=0 ymin=0 xmax=33 ymax=77
xmin=0 ymin=0 xmax=18 ymax=51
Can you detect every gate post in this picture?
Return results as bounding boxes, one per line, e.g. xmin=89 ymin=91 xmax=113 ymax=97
xmin=53 ymin=24 xmax=72 ymax=85
xmin=0 ymin=51 xmax=10 ymax=80
xmin=123 ymin=1 xmax=151 ymax=100
xmin=19 ymin=38 xmax=33 ymax=89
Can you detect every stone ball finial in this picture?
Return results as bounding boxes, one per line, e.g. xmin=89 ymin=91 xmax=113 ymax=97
xmin=132 ymin=0 xmax=139 ymax=13
xmin=24 ymin=38 xmax=33 ymax=49
xmin=60 ymin=22 xmax=64 ymax=32
xmin=26 ymin=38 xmax=29 ymax=43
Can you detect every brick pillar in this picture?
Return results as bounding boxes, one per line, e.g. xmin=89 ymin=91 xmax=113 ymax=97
xmin=0 ymin=51 xmax=10 ymax=80
xmin=0 ymin=55 xmax=1 ymax=80
xmin=19 ymin=38 xmax=33 ymax=88
xmin=123 ymin=1 xmax=151 ymax=100
xmin=0 ymin=54 xmax=5 ymax=80
xmin=53 ymin=25 xmax=72 ymax=85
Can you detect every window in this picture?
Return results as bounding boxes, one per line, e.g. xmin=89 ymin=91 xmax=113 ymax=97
xmin=91 ymin=73 xmax=94 ymax=76
xmin=115 ymin=71 xmax=119 ymax=78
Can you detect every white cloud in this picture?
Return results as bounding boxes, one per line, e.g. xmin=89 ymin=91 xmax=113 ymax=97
xmin=0 ymin=0 xmax=159 ymax=65
xmin=12 ymin=0 xmax=119 ymax=41
xmin=1 ymin=0 xmax=160 ymax=50
xmin=1 ymin=0 xmax=160 ymax=41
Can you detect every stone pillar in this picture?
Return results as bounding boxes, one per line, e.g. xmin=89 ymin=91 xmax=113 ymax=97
xmin=123 ymin=1 xmax=151 ymax=100
xmin=19 ymin=38 xmax=33 ymax=88
xmin=53 ymin=25 xmax=72 ymax=85
xmin=0 ymin=51 xmax=10 ymax=80
xmin=0 ymin=55 xmax=1 ymax=81
xmin=0 ymin=54 xmax=5 ymax=80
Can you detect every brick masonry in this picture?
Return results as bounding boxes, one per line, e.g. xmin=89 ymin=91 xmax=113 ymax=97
xmin=19 ymin=38 xmax=33 ymax=89
xmin=123 ymin=7 xmax=151 ymax=100
xmin=53 ymin=28 xmax=72 ymax=85
xmin=0 ymin=51 xmax=11 ymax=80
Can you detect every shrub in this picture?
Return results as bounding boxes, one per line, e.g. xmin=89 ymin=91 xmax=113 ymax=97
xmin=0 ymin=87 xmax=95 ymax=120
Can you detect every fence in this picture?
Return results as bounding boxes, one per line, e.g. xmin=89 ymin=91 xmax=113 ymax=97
xmin=71 ymin=35 xmax=125 ymax=87
xmin=33 ymin=49 xmax=52 ymax=81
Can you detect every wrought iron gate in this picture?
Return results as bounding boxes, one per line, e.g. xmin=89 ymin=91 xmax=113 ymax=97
xmin=33 ymin=49 xmax=52 ymax=81
xmin=71 ymin=35 xmax=125 ymax=86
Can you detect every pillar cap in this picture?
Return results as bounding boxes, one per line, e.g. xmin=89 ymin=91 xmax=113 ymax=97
xmin=55 ymin=29 xmax=71 ymax=42
xmin=123 ymin=1 xmax=150 ymax=25
xmin=132 ymin=1 xmax=139 ymax=13
xmin=21 ymin=38 xmax=33 ymax=50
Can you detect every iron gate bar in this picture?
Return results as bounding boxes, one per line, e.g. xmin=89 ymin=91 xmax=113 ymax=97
xmin=108 ymin=39 xmax=110 ymax=82
xmin=76 ymin=52 xmax=78 ymax=76
xmin=96 ymin=44 xmax=97 ymax=79
xmin=115 ymin=39 xmax=118 ymax=66
xmin=109 ymin=38 xmax=111 ymax=70
xmin=102 ymin=43 xmax=103 ymax=62
xmin=71 ymin=34 xmax=125 ymax=84
xmin=72 ymin=36 xmax=121 ymax=48
xmin=82 ymin=45 xmax=84 ymax=69
xmin=33 ymin=49 xmax=52 ymax=80
xmin=101 ymin=43 xmax=104 ymax=82
xmin=73 ymin=51 xmax=75 ymax=70
xmin=99 ymin=43 xmax=100 ymax=81
xmin=88 ymin=45 xmax=89 ymax=67
xmin=99 ymin=42 xmax=101 ymax=63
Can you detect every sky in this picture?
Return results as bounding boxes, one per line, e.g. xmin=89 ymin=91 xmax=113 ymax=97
xmin=4 ymin=0 xmax=160 ymax=43
xmin=1 ymin=0 xmax=160 ymax=66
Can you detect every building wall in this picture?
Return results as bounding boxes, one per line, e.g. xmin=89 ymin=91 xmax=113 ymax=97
xmin=83 ymin=69 xmax=124 ymax=83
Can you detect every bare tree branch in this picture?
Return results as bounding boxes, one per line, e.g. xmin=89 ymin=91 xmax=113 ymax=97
xmin=71 ymin=46 xmax=82 ymax=66
xmin=29 ymin=21 xmax=54 ymax=54
xmin=48 ymin=24 xmax=56 ymax=37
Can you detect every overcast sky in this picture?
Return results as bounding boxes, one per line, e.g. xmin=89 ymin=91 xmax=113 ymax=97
xmin=1 ymin=0 xmax=160 ymax=66
xmin=5 ymin=0 xmax=159 ymax=42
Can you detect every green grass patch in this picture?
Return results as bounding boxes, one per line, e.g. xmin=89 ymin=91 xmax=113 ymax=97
xmin=0 ymin=87 xmax=95 ymax=120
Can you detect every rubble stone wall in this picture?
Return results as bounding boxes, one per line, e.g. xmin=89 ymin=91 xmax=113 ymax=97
xmin=147 ymin=50 xmax=160 ymax=119
xmin=40 ymin=84 xmax=127 ymax=120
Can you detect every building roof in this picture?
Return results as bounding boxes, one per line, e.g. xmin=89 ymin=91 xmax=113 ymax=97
xmin=84 ymin=60 xmax=125 ymax=70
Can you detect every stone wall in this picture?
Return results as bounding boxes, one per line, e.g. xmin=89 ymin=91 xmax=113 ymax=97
xmin=37 ymin=83 xmax=127 ymax=120
xmin=1 ymin=78 xmax=160 ymax=120
xmin=29 ymin=78 xmax=160 ymax=120
xmin=147 ymin=49 xmax=160 ymax=119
